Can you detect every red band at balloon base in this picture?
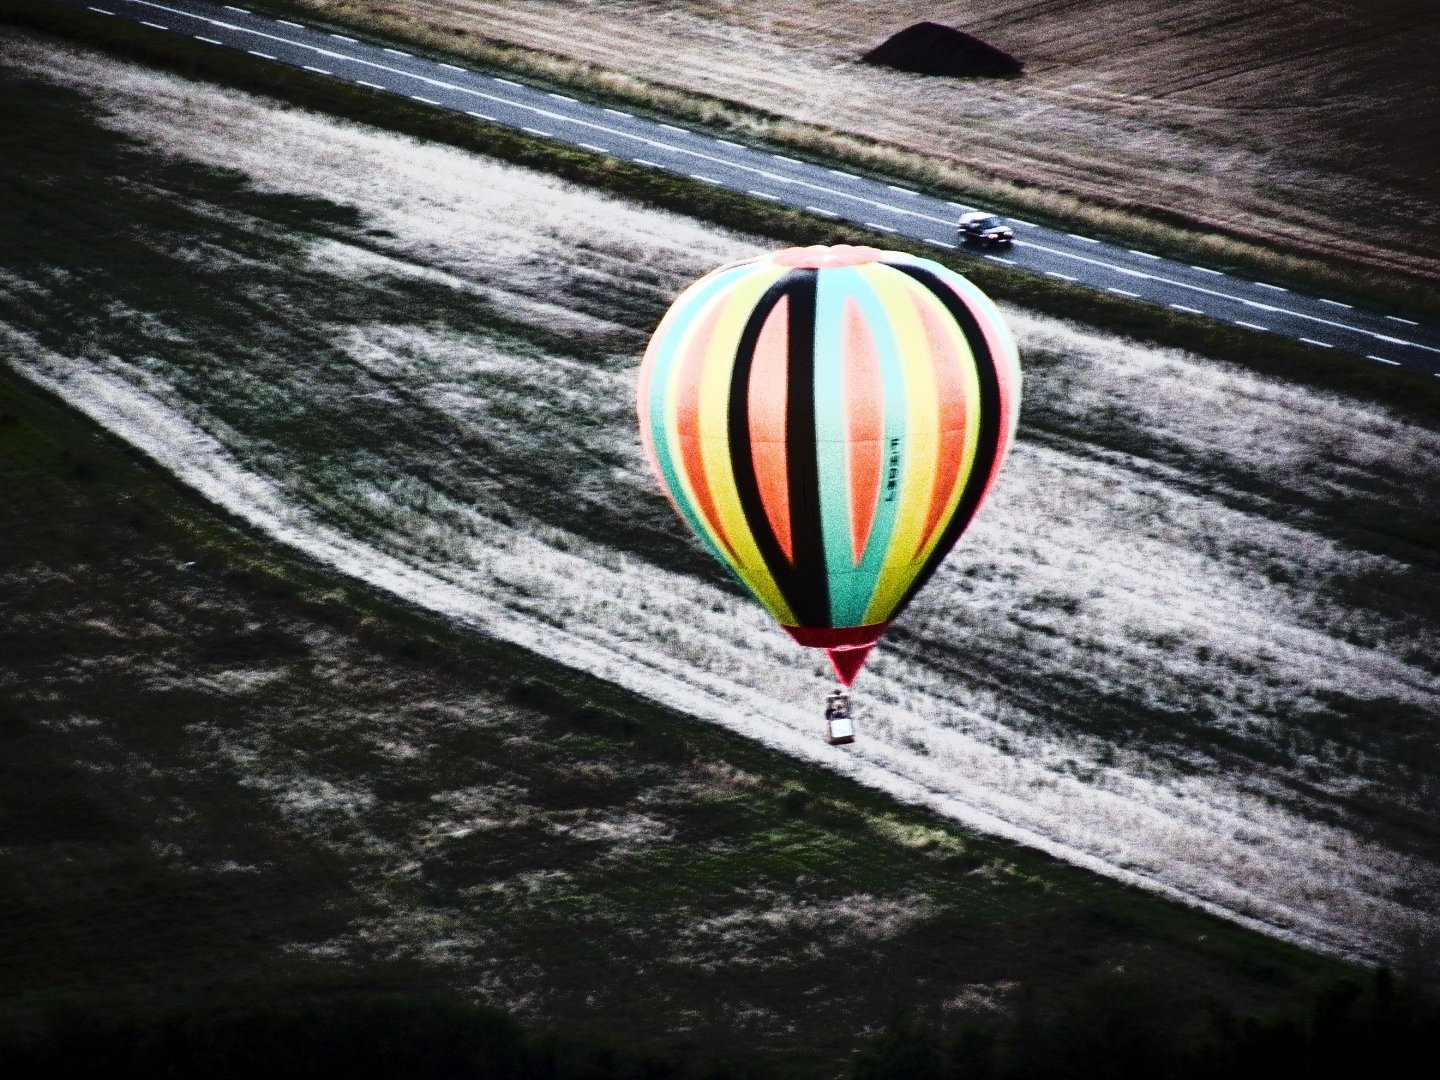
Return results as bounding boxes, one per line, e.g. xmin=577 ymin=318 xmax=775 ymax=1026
xmin=781 ymin=623 xmax=891 ymax=687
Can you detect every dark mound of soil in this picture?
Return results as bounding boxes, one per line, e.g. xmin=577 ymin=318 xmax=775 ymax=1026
xmin=862 ymin=22 xmax=1023 ymax=79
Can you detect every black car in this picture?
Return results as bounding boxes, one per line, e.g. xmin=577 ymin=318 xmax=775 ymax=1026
xmin=956 ymin=212 xmax=1015 ymax=247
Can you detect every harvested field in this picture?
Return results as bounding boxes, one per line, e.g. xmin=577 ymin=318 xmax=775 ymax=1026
xmin=279 ymin=0 xmax=1440 ymax=283
xmin=3 ymin=32 xmax=1439 ymax=989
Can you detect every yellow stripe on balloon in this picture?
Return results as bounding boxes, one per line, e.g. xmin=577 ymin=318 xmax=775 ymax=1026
xmin=694 ymin=268 xmax=798 ymax=625
xmin=859 ymin=266 xmax=941 ymax=622
xmin=907 ymin=286 xmax=983 ymax=575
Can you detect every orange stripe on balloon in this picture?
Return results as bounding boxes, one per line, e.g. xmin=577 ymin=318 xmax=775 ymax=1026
xmin=842 ymin=296 xmax=884 ymax=566
xmin=747 ymin=296 xmax=793 ymax=562
xmin=674 ymin=302 xmax=739 ymax=562
xmin=914 ymin=293 xmax=969 ymax=557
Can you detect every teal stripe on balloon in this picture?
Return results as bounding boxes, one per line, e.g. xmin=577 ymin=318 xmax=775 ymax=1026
xmin=825 ymin=265 xmax=911 ymax=626
xmin=812 ymin=266 xmax=861 ymax=620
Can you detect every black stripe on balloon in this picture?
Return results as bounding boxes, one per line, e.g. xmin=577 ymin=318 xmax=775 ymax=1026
xmin=727 ymin=269 xmax=830 ymax=627
xmin=887 ymin=264 xmax=1003 ymax=616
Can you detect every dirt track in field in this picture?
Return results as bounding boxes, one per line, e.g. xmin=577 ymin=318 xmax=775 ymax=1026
xmin=291 ymin=0 xmax=1440 ymax=281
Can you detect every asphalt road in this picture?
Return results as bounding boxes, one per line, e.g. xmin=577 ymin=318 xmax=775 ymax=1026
xmin=55 ymin=0 xmax=1440 ymax=376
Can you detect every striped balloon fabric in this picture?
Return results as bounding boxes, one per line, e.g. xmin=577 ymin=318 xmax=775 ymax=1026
xmin=636 ymin=245 xmax=1021 ymax=685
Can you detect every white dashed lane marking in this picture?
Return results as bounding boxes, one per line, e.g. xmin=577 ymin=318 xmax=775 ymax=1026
xmin=1107 ymin=288 xmax=1141 ymax=298
xmin=1319 ymin=298 xmax=1354 ymax=309
xmin=195 ymin=35 xmax=222 ymax=44
xmin=865 ymin=222 xmax=898 ymax=233
xmin=1170 ymin=304 xmax=1204 ymax=315
xmin=1128 ymin=249 xmax=1161 ymax=260
xmin=1300 ymin=338 xmax=1334 ymax=348
xmin=1190 ymin=266 xmax=1223 ymax=276
xmin=1046 ymin=271 xmax=1078 ymax=281
xmin=1386 ymin=315 xmax=1418 ymax=325
xmin=1255 ymin=282 xmax=1288 ymax=292
xmin=1234 ymin=320 xmax=1269 ymax=331
xmin=248 ymin=50 xmax=276 ymax=59
xmin=924 ymin=239 xmax=958 ymax=250
xmin=1368 ymin=356 xmax=1401 ymax=365
xmin=303 ymin=65 xmax=331 ymax=75
xmin=805 ymin=206 xmax=838 ymax=217
xmin=747 ymin=190 xmax=780 ymax=201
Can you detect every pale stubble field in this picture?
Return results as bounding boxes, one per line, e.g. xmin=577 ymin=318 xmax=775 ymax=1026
xmin=5 ymin=37 xmax=1439 ymax=970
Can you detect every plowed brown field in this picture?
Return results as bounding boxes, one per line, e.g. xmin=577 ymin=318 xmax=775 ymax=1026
xmin=289 ymin=0 xmax=1440 ymax=282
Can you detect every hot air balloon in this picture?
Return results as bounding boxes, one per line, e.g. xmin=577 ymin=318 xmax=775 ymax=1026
xmin=636 ymin=244 xmax=1020 ymax=718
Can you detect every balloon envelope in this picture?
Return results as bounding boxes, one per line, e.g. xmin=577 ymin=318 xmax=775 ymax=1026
xmin=636 ymin=244 xmax=1020 ymax=685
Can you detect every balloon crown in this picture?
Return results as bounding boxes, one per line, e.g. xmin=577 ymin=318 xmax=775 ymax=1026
xmin=769 ymin=244 xmax=886 ymax=269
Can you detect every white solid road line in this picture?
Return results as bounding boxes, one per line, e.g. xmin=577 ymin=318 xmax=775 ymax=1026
xmin=438 ymin=63 xmax=466 ymax=72
xmin=1107 ymin=288 xmax=1141 ymax=298
xmin=1170 ymin=304 xmax=1204 ymax=315
xmin=865 ymin=222 xmax=898 ymax=233
xmin=303 ymin=65 xmax=331 ymax=74
xmin=140 ymin=20 xmax=167 ymax=29
xmin=1068 ymin=233 xmax=1100 ymax=244
xmin=1045 ymin=271 xmax=1077 ymax=281
xmin=1234 ymin=320 xmax=1268 ymax=331
xmin=1300 ymin=338 xmax=1334 ymax=348
xmin=356 ymin=80 xmax=384 ymax=89
xmin=1319 ymin=298 xmax=1354 ymax=309
xmin=522 ymin=126 xmax=552 ymax=137
xmin=1254 ymin=281 xmax=1288 ymax=292
xmin=1190 ymin=265 xmax=1223 ymax=276
xmin=1128 ymin=249 xmax=1162 ymax=260
xmin=985 ymin=255 xmax=1016 ymax=264
xmin=247 ymin=50 xmax=276 ymax=59
xmin=632 ymin=158 xmax=661 ymax=168
xmin=924 ymin=239 xmax=958 ymax=250
xmin=195 ymin=35 xmax=221 ymax=44
xmin=578 ymin=142 xmax=606 ymax=153
xmin=1386 ymin=315 xmax=1419 ymax=325
xmin=467 ymin=110 xmax=495 ymax=120
xmin=276 ymin=19 xmax=304 ymax=29
xmin=690 ymin=174 xmax=722 ymax=185
xmin=494 ymin=77 xmax=521 ymax=87
xmin=383 ymin=47 xmax=411 ymax=57
xmin=330 ymin=33 xmax=356 ymax=42
xmin=222 ymin=4 xmax=248 ymax=11
xmin=716 ymin=138 xmax=744 ymax=148
xmin=886 ymin=184 xmax=913 ymax=194
xmin=660 ymin=123 xmax=686 ymax=133
xmin=413 ymin=96 xmax=442 ymax=106
xmin=746 ymin=190 xmax=780 ymax=201
xmin=603 ymin=107 xmax=631 ymax=117
xmin=1367 ymin=356 xmax=1401 ymax=365
xmin=88 ymin=6 xmax=115 ymax=13
xmin=805 ymin=206 xmax=838 ymax=217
